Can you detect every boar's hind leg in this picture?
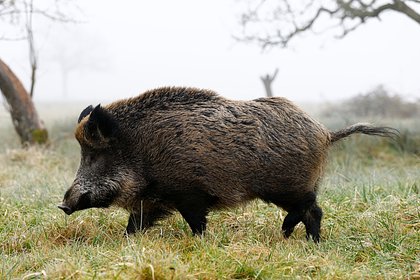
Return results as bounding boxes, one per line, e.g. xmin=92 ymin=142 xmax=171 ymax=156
xmin=269 ymin=191 xmax=322 ymax=242
xmin=281 ymin=191 xmax=322 ymax=242
xmin=301 ymin=203 xmax=323 ymax=243
xmin=282 ymin=211 xmax=304 ymax=238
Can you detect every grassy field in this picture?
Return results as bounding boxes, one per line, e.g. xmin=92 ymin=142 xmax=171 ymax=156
xmin=0 ymin=105 xmax=419 ymax=279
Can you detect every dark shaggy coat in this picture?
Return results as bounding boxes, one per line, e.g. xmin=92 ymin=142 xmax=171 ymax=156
xmin=59 ymin=87 xmax=397 ymax=242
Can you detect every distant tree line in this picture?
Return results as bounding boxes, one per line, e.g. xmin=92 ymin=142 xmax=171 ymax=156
xmin=322 ymin=85 xmax=419 ymax=119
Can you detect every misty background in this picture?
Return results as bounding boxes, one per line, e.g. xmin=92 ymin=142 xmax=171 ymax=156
xmin=2 ymin=0 xmax=420 ymax=105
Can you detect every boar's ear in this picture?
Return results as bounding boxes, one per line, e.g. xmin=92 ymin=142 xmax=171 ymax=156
xmin=85 ymin=104 xmax=119 ymax=143
xmin=78 ymin=105 xmax=94 ymax=123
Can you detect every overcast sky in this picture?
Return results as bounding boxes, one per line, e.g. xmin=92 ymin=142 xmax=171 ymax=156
xmin=2 ymin=0 xmax=420 ymax=104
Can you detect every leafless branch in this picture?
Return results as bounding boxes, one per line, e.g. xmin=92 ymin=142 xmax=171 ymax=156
xmin=1 ymin=7 xmax=79 ymax=23
xmin=0 ymin=35 xmax=25 ymax=40
xmin=236 ymin=0 xmax=420 ymax=49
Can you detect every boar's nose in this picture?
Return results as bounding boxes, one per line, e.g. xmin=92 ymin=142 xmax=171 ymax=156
xmin=57 ymin=204 xmax=73 ymax=215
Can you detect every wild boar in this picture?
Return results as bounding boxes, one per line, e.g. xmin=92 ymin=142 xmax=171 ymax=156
xmin=58 ymin=87 xmax=397 ymax=242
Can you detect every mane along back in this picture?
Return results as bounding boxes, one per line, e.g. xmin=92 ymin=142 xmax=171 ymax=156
xmin=106 ymin=87 xmax=220 ymax=114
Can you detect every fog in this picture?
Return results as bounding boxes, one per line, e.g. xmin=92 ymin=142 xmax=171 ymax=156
xmin=2 ymin=0 xmax=420 ymax=104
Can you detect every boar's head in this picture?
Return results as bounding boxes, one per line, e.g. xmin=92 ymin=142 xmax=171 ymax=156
xmin=58 ymin=104 xmax=139 ymax=215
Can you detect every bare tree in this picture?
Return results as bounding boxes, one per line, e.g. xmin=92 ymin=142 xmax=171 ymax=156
xmin=1 ymin=0 xmax=78 ymax=97
xmin=237 ymin=0 xmax=420 ymax=49
xmin=0 ymin=0 xmax=80 ymax=144
xmin=260 ymin=68 xmax=279 ymax=97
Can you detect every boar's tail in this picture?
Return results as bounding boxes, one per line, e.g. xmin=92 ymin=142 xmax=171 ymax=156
xmin=330 ymin=123 xmax=399 ymax=143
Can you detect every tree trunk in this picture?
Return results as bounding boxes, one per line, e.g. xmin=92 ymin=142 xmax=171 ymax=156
xmin=0 ymin=58 xmax=48 ymax=145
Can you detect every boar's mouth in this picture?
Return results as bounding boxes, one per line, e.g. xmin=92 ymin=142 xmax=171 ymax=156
xmin=57 ymin=204 xmax=74 ymax=215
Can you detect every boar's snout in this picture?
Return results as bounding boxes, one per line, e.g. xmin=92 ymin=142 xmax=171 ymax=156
xmin=58 ymin=181 xmax=93 ymax=215
xmin=57 ymin=204 xmax=74 ymax=215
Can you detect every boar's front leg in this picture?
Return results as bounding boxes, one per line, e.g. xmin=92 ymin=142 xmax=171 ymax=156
xmin=173 ymin=189 xmax=217 ymax=235
xmin=125 ymin=203 xmax=172 ymax=235
xmin=177 ymin=207 xmax=208 ymax=235
xmin=125 ymin=213 xmax=143 ymax=235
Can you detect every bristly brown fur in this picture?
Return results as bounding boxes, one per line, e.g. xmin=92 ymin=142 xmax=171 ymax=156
xmin=61 ymin=86 xmax=397 ymax=242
